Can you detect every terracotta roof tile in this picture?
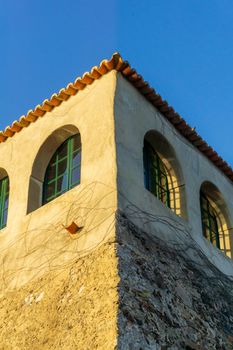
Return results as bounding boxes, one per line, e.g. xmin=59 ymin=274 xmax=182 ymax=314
xmin=1 ymin=53 xmax=233 ymax=182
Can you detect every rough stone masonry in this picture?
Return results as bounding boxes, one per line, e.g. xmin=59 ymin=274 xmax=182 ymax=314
xmin=117 ymin=212 xmax=233 ymax=350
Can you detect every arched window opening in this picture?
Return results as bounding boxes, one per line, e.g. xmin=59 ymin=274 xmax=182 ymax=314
xmin=43 ymin=134 xmax=81 ymax=204
xmin=143 ymin=131 xmax=186 ymax=218
xmin=200 ymin=182 xmax=232 ymax=258
xmin=27 ymin=124 xmax=81 ymax=214
xmin=143 ymin=140 xmax=170 ymax=208
xmin=0 ymin=176 xmax=9 ymax=229
xmin=200 ymin=192 xmax=220 ymax=249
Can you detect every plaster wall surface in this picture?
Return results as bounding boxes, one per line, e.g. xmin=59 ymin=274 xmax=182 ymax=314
xmin=0 ymin=71 xmax=118 ymax=292
xmin=0 ymin=237 xmax=119 ymax=350
xmin=114 ymin=73 xmax=233 ymax=276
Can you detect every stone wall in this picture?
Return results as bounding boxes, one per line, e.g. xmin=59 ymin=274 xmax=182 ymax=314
xmin=116 ymin=213 xmax=233 ymax=350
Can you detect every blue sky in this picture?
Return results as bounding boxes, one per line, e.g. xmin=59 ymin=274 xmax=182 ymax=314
xmin=1 ymin=0 xmax=233 ymax=165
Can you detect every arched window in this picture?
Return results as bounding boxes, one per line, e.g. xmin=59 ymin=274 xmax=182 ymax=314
xmin=143 ymin=140 xmax=170 ymax=208
xmin=200 ymin=182 xmax=232 ymax=258
xmin=143 ymin=131 xmax=187 ymax=218
xmin=200 ymin=192 xmax=220 ymax=249
xmin=43 ymin=134 xmax=81 ymax=204
xmin=0 ymin=176 xmax=9 ymax=229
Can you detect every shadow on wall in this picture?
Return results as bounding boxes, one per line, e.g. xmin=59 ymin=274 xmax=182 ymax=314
xmin=1 ymin=181 xmax=116 ymax=292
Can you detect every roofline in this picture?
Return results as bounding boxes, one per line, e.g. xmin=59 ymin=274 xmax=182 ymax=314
xmin=1 ymin=53 xmax=233 ymax=182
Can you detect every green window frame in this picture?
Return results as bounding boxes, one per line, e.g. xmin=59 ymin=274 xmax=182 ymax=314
xmin=43 ymin=134 xmax=81 ymax=204
xmin=0 ymin=177 xmax=9 ymax=229
xmin=143 ymin=140 xmax=170 ymax=208
xmin=200 ymin=192 xmax=220 ymax=249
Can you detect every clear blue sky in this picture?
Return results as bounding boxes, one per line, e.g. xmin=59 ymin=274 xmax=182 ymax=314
xmin=1 ymin=0 xmax=233 ymax=165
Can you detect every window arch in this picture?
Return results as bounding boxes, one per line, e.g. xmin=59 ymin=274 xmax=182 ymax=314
xmin=143 ymin=131 xmax=186 ymax=218
xmin=200 ymin=182 xmax=232 ymax=258
xmin=43 ymin=134 xmax=81 ymax=204
xmin=27 ymin=125 xmax=81 ymax=213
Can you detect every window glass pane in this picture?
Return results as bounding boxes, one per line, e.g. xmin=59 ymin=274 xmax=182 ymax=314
xmin=72 ymin=134 xmax=81 ymax=152
xmin=71 ymin=167 xmax=81 ymax=186
xmin=5 ymin=178 xmax=9 ymax=193
xmin=0 ymin=177 xmax=9 ymax=229
xmin=206 ymin=228 xmax=212 ymax=241
xmin=210 ymin=216 xmax=217 ymax=233
xmin=158 ymin=188 xmax=163 ymax=202
xmin=57 ymin=142 xmax=68 ymax=160
xmin=201 ymin=193 xmax=221 ymax=250
xmin=201 ymin=197 xmax=208 ymax=211
xmin=202 ymin=215 xmax=209 ymax=229
xmin=150 ymin=176 xmax=157 ymax=196
xmin=47 ymin=164 xmax=56 ymax=181
xmin=158 ymin=159 xmax=166 ymax=174
xmin=151 ymin=158 xmax=158 ymax=172
xmin=0 ymin=183 xmax=4 ymax=198
xmin=4 ymin=196 xmax=8 ymax=210
xmin=209 ymin=205 xmax=215 ymax=216
xmin=211 ymin=232 xmax=216 ymax=245
xmin=143 ymin=141 xmax=170 ymax=208
xmin=57 ymin=159 xmax=68 ymax=177
xmin=45 ymin=181 xmax=56 ymax=200
xmin=160 ymin=174 xmax=167 ymax=188
xmin=150 ymin=165 xmax=157 ymax=177
xmin=159 ymin=187 xmax=168 ymax=205
xmin=3 ymin=210 xmax=7 ymax=227
xmin=150 ymin=165 xmax=158 ymax=195
xmin=43 ymin=134 xmax=81 ymax=205
xmin=72 ymin=151 xmax=81 ymax=168
xmin=57 ymin=173 xmax=68 ymax=193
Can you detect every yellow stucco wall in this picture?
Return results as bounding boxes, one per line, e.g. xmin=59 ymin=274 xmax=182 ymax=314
xmin=0 ymin=240 xmax=119 ymax=350
xmin=0 ymin=71 xmax=118 ymax=293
